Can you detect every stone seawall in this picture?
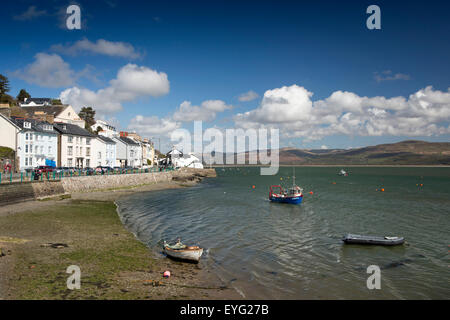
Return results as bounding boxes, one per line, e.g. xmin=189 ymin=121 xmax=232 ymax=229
xmin=0 ymin=168 xmax=216 ymax=206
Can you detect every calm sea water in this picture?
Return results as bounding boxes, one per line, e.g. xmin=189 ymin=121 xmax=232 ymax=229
xmin=117 ymin=167 xmax=450 ymax=299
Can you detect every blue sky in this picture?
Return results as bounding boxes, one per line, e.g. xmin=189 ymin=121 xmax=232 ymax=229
xmin=1 ymin=0 xmax=449 ymax=151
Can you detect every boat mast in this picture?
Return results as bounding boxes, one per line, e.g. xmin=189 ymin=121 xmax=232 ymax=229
xmin=293 ymin=167 xmax=295 ymax=187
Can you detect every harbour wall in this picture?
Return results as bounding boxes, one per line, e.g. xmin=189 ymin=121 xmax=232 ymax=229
xmin=0 ymin=168 xmax=216 ymax=206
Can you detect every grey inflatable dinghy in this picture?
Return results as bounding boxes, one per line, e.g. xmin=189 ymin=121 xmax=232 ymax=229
xmin=343 ymin=234 xmax=405 ymax=246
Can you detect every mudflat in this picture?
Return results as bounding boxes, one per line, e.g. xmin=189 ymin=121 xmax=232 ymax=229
xmin=0 ymin=180 xmax=241 ymax=300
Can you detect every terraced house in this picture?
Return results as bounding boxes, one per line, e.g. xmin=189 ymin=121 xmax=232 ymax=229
xmin=94 ymin=134 xmax=116 ymax=167
xmin=53 ymin=123 xmax=97 ymax=168
xmin=10 ymin=117 xmax=59 ymax=170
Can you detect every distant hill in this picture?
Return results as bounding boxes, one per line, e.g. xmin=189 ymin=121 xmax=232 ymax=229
xmin=203 ymin=140 xmax=450 ymax=165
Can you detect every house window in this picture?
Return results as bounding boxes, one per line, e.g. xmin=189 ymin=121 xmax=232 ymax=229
xmin=29 ymin=157 xmax=32 ymax=166
xmin=24 ymin=122 xmax=31 ymax=129
xmin=68 ymin=158 xmax=72 ymax=166
xmin=40 ymin=146 xmax=44 ymax=154
xmin=25 ymin=158 xmax=28 ymax=166
xmin=76 ymin=146 xmax=79 ymax=156
xmin=25 ymin=144 xmax=29 ymax=153
xmin=48 ymin=146 xmax=52 ymax=154
xmin=35 ymin=146 xmax=38 ymax=154
xmin=86 ymin=159 xmax=90 ymax=167
xmin=68 ymin=136 xmax=73 ymax=143
xmin=80 ymin=147 xmax=83 ymax=156
xmin=86 ymin=147 xmax=90 ymax=156
xmin=68 ymin=146 xmax=73 ymax=156
xmin=98 ymin=151 xmax=101 ymax=159
xmin=86 ymin=138 xmax=91 ymax=145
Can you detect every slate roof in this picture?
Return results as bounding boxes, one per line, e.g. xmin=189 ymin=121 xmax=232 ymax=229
xmin=53 ymin=122 xmax=96 ymax=137
xmin=118 ymin=136 xmax=140 ymax=146
xmin=97 ymin=135 xmax=116 ymax=144
xmin=22 ymin=98 xmax=52 ymax=104
xmin=10 ymin=116 xmax=57 ymax=134
xmin=21 ymin=105 xmax=67 ymax=117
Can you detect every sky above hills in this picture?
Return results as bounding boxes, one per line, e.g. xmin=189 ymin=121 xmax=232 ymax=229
xmin=1 ymin=0 xmax=449 ymax=152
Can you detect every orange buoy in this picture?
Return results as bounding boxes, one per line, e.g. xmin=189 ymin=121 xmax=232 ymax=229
xmin=380 ymin=188 xmax=385 ymax=192
xmin=252 ymin=185 xmax=255 ymax=189
xmin=309 ymin=191 xmax=313 ymax=195
xmin=420 ymin=184 xmax=423 ymax=187
xmin=332 ymin=182 xmax=336 ymax=184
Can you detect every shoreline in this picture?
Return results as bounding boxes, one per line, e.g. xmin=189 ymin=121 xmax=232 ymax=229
xmin=0 ymin=172 xmax=242 ymax=300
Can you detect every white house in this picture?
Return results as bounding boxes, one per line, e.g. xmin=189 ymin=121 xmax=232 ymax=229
xmin=171 ymin=152 xmax=204 ymax=169
xmin=19 ymin=98 xmax=52 ymax=107
xmin=91 ymin=120 xmax=117 ymax=137
xmin=53 ymin=122 xmax=97 ymax=168
xmin=94 ymin=135 xmax=116 ymax=167
xmin=113 ymin=136 xmax=142 ymax=167
xmin=10 ymin=117 xmax=59 ymax=170
xmin=0 ymin=113 xmax=20 ymax=152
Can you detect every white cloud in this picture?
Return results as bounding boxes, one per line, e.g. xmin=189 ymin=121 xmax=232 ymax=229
xmin=59 ymin=63 xmax=170 ymax=114
xmin=51 ymin=38 xmax=141 ymax=59
xmin=13 ymin=6 xmax=47 ymax=21
xmin=234 ymin=84 xmax=450 ymax=141
xmin=234 ymin=85 xmax=313 ymax=126
xmin=128 ymin=115 xmax=181 ymax=137
xmin=13 ymin=53 xmax=75 ymax=88
xmin=172 ymin=100 xmax=232 ymax=122
xmin=238 ymin=90 xmax=259 ymax=102
xmin=320 ymin=145 xmax=328 ymax=149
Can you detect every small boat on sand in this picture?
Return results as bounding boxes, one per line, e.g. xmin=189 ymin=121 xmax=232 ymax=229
xmin=338 ymin=169 xmax=348 ymax=176
xmin=342 ymin=234 xmax=405 ymax=246
xmin=163 ymin=240 xmax=203 ymax=263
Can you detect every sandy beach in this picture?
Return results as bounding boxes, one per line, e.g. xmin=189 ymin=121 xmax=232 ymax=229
xmin=0 ymin=178 xmax=241 ymax=300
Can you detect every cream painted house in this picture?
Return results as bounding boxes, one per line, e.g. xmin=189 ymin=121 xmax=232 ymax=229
xmin=0 ymin=113 xmax=20 ymax=151
xmin=22 ymin=105 xmax=85 ymax=129
xmin=53 ymin=123 xmax=97 ymax=168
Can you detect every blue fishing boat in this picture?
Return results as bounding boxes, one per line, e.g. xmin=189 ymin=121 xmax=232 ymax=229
xmin=269 ymin=168 xmax=303 ymax=204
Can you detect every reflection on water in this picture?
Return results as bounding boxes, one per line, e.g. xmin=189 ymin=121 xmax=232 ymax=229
xmin=117 ymin=167 xmax=450 ymax=299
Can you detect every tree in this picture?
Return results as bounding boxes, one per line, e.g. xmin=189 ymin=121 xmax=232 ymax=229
xmin=78 ymin=106 xmax=96 ymax=131
xmin=51 ymin=99 xmax=63 ymax=105
xmin=16 ymin=89 xmax=31 ymax=102
xmin=0 ymin=74 xmax=10 ymax=96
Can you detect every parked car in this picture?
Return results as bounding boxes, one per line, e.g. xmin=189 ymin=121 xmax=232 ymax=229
xmin=34 ymin=166 xmax=54 ymax=174
xmin=54 ymin=167 xmax=65 ymax=174
xmin=83 ymin=167 xmax=95 ymax=176
xmin=95 ymin=166 xmax=114 ymax=174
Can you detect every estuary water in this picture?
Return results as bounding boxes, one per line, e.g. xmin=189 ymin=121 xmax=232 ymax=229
xmin=116 ymin=167 xmax=450 ymax=299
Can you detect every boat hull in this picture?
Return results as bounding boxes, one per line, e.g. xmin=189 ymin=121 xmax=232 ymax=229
xmin=342 ymin=234 xmax=404 ymax=246
xmin=269 ymin=195 xmax=303 ymax=204
xmin=164 ymin=246 xmax=204 ymax=262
